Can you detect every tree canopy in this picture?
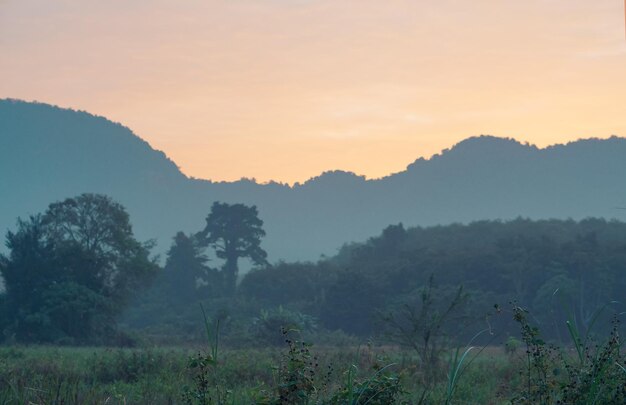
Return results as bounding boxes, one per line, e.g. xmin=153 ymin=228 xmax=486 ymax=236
xmin=0 ymin=193 xmax=158 ymax=344
xmin=160 ymin=232 xmax=218 ymax=305
xmin=198 ymin=202 xmax=267 ymax=294
xmin=238 ymin=218 xmax=626 ymax=339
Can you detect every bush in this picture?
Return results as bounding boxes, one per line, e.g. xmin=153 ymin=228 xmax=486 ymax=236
xmin=504 ymin=336 xmax=521 ymax=356
xmin=511 ymin=305 xmax=626 ymax=404
xmin=252 ymin=307 xmax=318 ymax=346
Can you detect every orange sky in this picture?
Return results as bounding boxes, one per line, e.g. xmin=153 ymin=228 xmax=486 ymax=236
xmin=1 ymin=0 xmax=625 ymax=184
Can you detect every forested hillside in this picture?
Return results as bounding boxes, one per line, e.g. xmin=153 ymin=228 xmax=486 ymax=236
xmin=129 ymin=218 xmax=626 ymax=344
xmin=3 ymin=99 xmax=626 ymax=263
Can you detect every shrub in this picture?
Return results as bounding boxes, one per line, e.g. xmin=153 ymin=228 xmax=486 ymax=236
xmin=504 ymin=336 xmax=521 ymax=356
xmin=252 ymin=307 xmax=318 ymax=346
xmin=511 ymin=305 xmax=626 ymax=404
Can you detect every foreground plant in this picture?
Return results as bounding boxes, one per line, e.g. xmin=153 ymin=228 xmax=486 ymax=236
xmin=512 ymin=305 xmax=626 ymax=404
xmin=255 ymin=328 xmax=405 ymax=404
xmin=327 ymin=362 xmax=404 ymax=405
xmin=182 ymin=305 xmax=231 ymax=405
xmin=381 ymin=275 xmax=469 ymax=385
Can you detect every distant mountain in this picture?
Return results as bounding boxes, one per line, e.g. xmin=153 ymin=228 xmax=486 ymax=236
xmin=2 ymin=99 xmax=626 ymax=262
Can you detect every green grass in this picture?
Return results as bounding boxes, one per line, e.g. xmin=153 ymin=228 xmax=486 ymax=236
xmin=0 ymin=345 xmax=518 ymax=404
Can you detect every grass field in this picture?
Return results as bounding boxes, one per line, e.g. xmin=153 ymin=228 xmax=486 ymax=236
xmin=3 ymin=310 xmax=625 ymax=405
xmin=0 ymin=344 xmax=519 ymax=404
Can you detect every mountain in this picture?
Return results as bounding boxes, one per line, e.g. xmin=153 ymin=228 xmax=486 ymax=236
xmin=2 ymin=99 xmax=626 ymax=262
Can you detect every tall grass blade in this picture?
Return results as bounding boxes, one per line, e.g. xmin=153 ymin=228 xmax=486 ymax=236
xmin=200 ymin=303 xmax=219 ymax=362
xmin=444 ymin=328 xmax=493 ymax=405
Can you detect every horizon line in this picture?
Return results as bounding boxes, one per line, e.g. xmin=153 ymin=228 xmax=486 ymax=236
xmin=2 ymin=98 xmax=623 ymax=186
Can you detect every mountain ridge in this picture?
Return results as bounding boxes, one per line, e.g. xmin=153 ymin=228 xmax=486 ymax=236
xmin=2 ymin=99 xmax=625 ymax=262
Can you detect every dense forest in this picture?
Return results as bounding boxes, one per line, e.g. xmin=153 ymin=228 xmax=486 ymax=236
xmin=131 ymin=213 xmax=626 ymax=346
xmin=4 ymin=192 xmax=624 ymax=348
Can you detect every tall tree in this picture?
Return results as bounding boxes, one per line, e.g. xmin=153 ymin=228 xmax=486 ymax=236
xmin=198 ymin=202 xmax=267 ymax=295
xmin=0 ymin=194 xmax=158 ymax=344
xmin=161 ymin=232 xmax=216 ymax=305
xmin=0 ymin=215 xmax=60 ymax=342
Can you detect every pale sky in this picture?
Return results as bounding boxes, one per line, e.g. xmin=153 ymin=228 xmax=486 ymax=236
xmin=1 ymin=0 xmax=625 ymax=183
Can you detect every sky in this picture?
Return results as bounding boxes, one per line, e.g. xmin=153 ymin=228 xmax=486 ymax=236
xmin=1 ymin=0 xmax=625 ymax=184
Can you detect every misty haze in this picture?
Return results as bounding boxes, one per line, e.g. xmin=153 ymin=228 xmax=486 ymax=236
xmin=2 ymin=1 xmax=626 ymax=404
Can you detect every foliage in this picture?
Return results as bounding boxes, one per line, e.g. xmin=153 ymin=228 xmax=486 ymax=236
xmin=252 ymin=306 xmax=318 ymax=346
xmin=234 ymin=218 xmax=626 ymax=340
xmin=239 ymin=261 xmax=335 ymax=313
xmin=511 ymin=305 xmax=626 ymax=404
xmin=0 ymin=346 xmax=189 ymax=404
xmin=182 ymin=307 xmax=230 ymax=405
xmin=327 ymin=363 xmax=405 ymax=405
xmin=260 ymin=329 xmax=320 ymax=404
xmin=381 ymin=275 xmax=469 ymax=383
xmin=320 ymin=270 xmax=383 ymax=336
xmin=504 ymin=336 xmax=521 ymax=356
xmin=0 ymin=194 xmax=158 ymax=344
xmin=0 ymin=342 xmax=523 ymax=404
xmin=198 ymin=201 xmax=268 ymax=295
xmin=255 ymin=329 xmax=405 ymax=405
xmin=158 ymin=232 xmax=219 ymax=306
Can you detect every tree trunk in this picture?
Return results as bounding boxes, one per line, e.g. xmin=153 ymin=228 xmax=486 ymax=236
xmin=224 ymin=254 xmax=238 ymax=296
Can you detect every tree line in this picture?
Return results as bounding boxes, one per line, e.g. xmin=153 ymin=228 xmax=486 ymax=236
xmin=0 ymin=194 xmax=267 ymax=344
xmin=132 ymin=204 xmax=626 ymax=346
xmin=2 ymin=193 xmax=626 ymax=345
xmin=238 ymin=219 xmax=626 ymax=341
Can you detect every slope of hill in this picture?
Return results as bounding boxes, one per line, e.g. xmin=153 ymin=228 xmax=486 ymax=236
xmin=1 ymin=99 xmax=625 ymax=262
xmin=0 ymin=100 xmax=191 ymax=253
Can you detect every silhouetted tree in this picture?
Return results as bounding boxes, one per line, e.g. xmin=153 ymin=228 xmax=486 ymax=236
xmin=161 ymin=232 xmax=217 ymax=305
xmin=198 ymin=202 xmax=267 ymax=295
xmin=0 ymin=194 xmax=158 ymax=344
xmin=0 ymin=215 xmax=59 ymax=342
